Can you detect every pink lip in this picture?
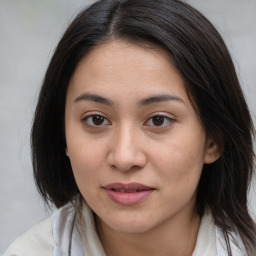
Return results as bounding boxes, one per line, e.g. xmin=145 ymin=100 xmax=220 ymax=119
xmin=103 ymin=183 xmax=155 ymax=206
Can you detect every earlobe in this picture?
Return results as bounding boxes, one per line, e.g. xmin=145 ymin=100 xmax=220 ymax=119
xmin=204 ymin=138 xmax=223 ymax=164
xmin=65 ymin=148 xmax=69 ymax=157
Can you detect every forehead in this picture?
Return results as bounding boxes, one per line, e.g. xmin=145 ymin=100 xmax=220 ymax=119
xmin=69 ymin=39 xmax=185 ymax=88
xmin=68 ymin=40 xmax=188 ymax=100
xmin=76 ymin=41 xmax=171 ymax=78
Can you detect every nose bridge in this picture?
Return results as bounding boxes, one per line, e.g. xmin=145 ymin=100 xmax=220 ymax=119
xmin=117 ymin=122 xmax=135 ymax=149
xmin=108 ymin=122 xmax=146 ymax=171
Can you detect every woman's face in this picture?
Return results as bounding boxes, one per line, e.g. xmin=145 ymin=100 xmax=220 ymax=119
xmin=65 ymin=40 xmax=219 ymax=234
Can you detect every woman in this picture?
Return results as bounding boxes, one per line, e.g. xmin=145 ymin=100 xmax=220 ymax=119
xmin=4 ymin=0 xmax=256 ymax=255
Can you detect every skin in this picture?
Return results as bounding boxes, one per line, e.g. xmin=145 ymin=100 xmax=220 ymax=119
xmin=65 ymin=40 xmax=220 ymax=256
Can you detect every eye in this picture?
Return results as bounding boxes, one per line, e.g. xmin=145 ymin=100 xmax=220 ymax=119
xmin=82 ymin=114 xmax=110 ymax=127
xmin=145 ymin=115 xmax=174 ymax=127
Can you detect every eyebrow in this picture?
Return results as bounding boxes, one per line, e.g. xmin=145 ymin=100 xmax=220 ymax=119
xmin=74 ymin=93 xmax=184 ymax=106
xmin=74 ymin=93 xmax=114 ymax=106
xmin=138 ymin=94 xmax=184 ymax=106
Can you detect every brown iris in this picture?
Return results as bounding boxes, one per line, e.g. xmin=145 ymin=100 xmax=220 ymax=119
xmin=92 ymin=115 xmax=105 ymax=125
xmin=152 ymin=116 xmax=165 ymax=126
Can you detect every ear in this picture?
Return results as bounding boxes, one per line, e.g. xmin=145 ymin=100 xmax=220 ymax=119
xmin=204 ymin=137 xmax=223 ymax=164
xmin=65 ymin=147 xmax=69 ymax=157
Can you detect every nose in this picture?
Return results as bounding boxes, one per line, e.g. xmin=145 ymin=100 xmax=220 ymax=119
xmin=107 ymin=125 xmax=147 ymax=172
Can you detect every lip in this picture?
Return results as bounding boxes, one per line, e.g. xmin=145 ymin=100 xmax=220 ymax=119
xmin=103 ymin=183 xmax=155 ymax=206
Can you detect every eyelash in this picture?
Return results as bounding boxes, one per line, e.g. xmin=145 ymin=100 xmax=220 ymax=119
xmin=82 ymin=114 xmax=111 ymax=128
xmin=81 ymin=113 xmax=174 ymax=129
xmin=144 ymin=114 xmax=174 ymax=128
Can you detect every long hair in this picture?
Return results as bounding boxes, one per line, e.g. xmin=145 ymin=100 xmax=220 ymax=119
xmin=31 ymin=0 xmax=256 ymax=254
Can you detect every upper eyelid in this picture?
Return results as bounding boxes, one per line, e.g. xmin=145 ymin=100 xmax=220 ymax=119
xmin=81 ymin=113 xmax=111 ymax=124
xmin=145 ymin=112 xmax=176 ymax=120
xmin=146 ymin=115 xmax=174 ymax=122
xmin=81 ymin=111 xmax=109 ymax=120
xmin=83 ymin=114 xmax=109 ymax=121
xmin=150 ymin=113 xmax=173 ymax=118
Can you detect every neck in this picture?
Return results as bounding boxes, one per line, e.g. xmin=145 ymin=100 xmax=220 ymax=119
xmin=96 ymin=208 xmax=201 ymax=256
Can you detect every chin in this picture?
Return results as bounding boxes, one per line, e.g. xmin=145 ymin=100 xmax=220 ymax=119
xmin=100 ymin=214 xmax=158 ymax=234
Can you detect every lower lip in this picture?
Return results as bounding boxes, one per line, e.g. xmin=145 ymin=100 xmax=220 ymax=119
xmin=104 ymin=189 xmax=154 ymax=206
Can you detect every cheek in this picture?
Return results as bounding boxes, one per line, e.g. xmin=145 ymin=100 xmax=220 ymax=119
xmin=67 ymin=141 xmax=105 ymax=202
xmin=152 ymin=139 xmax=205 ymax=212
xmin=67 ymin=133 xmax=107 ymax=181
xmin=152 ymin=132 xmax=206 ymax=186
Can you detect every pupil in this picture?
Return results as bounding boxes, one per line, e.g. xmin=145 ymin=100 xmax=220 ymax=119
xmin=92 ymin=115 xmax=104 ymax=125
xmin=153 ymin=116 xmax=164 ymax=126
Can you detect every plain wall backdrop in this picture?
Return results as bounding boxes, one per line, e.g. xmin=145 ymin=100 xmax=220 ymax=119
xmin=0 ymin=0 xmax=255 ymax=253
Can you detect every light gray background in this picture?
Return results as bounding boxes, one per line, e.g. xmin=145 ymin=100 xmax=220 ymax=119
xmin=0 ymin=0 xmax=255 ymax=253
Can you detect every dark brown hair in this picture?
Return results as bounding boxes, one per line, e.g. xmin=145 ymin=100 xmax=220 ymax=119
xmin=31 ymin=0 xmax=256 ymax=254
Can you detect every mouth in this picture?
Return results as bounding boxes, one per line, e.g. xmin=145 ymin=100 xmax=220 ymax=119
xmin=103 ymin=183 xmax=155 ymax=205
xmin=110 ymin=189 xmax=143 ymax=193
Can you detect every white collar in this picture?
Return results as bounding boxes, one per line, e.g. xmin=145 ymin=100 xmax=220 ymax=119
xmin=192 ymin=210 xmax=217 ymax=256
xmin=52 ymin=202 xmax=246 ymax=256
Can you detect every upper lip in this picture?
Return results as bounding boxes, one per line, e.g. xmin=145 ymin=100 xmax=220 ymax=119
xmin=103 ymin=183 xmax=154 ymax=192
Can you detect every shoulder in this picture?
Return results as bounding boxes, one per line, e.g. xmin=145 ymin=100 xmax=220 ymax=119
xmin=3 ymin=217 xmax=54 ymax=256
